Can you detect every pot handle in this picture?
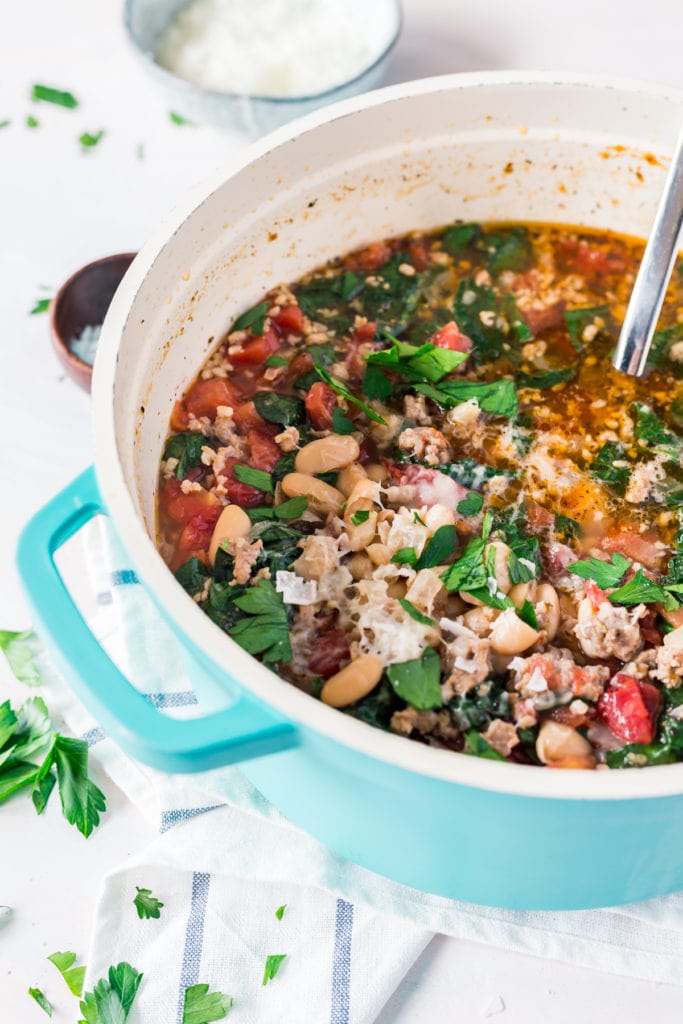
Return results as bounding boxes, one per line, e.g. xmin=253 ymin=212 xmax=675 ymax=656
xmin=16 ymin=467 xmax=299 ymax=773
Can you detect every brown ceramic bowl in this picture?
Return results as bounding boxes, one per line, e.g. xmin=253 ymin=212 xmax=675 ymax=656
xmin=50 ymin=252 xmax=137 ymax=391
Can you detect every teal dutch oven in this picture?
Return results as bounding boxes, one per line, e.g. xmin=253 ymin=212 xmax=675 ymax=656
xmin=18 ymin=73 xmax=683 ymax=911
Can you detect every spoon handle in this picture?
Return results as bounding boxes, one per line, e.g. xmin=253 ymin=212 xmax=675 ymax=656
xmin=612 ymin=125 xmax=683 ymax=376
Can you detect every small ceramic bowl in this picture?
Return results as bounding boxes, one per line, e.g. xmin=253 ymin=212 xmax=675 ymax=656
xmin=123 ymin=0 xmax=402 ymax=135
xmin=50 ymin=253 xmax=137 ymax=392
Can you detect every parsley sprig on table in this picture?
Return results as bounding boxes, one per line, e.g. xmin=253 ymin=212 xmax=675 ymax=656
xmin=0 ymin=696 xmax=106 ymax=837
xmin=134 ymin=886 xmax=164 ymax=920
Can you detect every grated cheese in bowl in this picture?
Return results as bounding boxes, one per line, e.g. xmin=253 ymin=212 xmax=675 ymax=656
xmin=154 ymin=0 xmax=400 ymax=98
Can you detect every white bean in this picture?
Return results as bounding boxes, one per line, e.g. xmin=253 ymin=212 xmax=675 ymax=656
xmin=337 ymin=461 xmax=367 ymax=498
xmin=489 ymin=607 xmax=539 ymax=655
xmin=208 ymin=504 xmax=251 ymax=565
xmin=281 ymin=472 xmax=345 ymax=515
xmin=535 ymin=583 xmax=561 ymax=641
xmin=321 ymin=654 xmax=384 ymax=708
xmin=295 ymin=434 xmax=360 ymax=475
xmin=536 ymin=720 xmax=593 ymax=766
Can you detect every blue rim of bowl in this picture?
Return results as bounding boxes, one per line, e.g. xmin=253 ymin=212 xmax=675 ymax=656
xmin=123 ymin=0 xmax=403 ymax=107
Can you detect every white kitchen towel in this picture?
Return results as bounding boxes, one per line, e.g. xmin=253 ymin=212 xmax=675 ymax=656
xmin=33 ymin=513 xmax=683 ymax=1023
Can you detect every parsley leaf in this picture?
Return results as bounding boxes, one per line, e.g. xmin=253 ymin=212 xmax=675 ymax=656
xmin=331 ymin=407 xmax=355 ymax=434
xmin=28 ymin=987 xmax=52 ymax=1016
xmin=366 ymin=333 xmax=467 ymax=383
xmin=351 ymin=509 xmax=370 ymax=526
xmin=233 ymin=465 xmax=274 ymax=493
xmin=275 ymin=904 xmax=286 ymax=920
xmin=182 ymin=983 xmax=234 ymax=1023
xmin=314 ymin=366 xmax=386 ymax=424
xmin=253 ymin=392 xmax=305 ymax=426
xmin=79 ymin=962 xmax=143 ymax=1024
xmin=416 ymin=524 xmax=456 ymax=569
xmin=457 ymin=493 xmax=484 ymax=517
xmin=26 ymin=115 xmax=39 ymax=128
xmin=391 ymin=547 xmax=417 ymax=567
xmin=53 ymin=736 xmax=106 ymax=838
xmin=632 ymin=402 xmax=683 ymax=461
xmin=232 ymin=300 xmax=269 ymax=334
xmin=30 ymin=297 xmax=51 ymax=315
xmin=361 ymin=363 xmax=393 ymax=401
xmin=609 ymin=570 xmax=668 ymax=607
xmin=31 ymin=84 xmax=78 ymax=108
xmin=387 ymin=647 xmax=442 ymax=711
xmin=262 ymin=954 xmax=287 ymax=986
xmin=229 ymin=579 xmax=291 ymax=664
xmin=169 ymin=111 xmax=194 ymax=126
xmin=48 ymin=950 xmax=86 ymax=997
xmin=567 ymin=553 xmax=631 ymax=589
xmin=163 ymin=432 xmax=208 ymax=479
xmin=397 ymin=597 xmax=436 ymax=627
xmin=0 ymin=629 xmax=43 ymax=685
xmin=517 ymin=599 xmax=539 ymax=630
xmin=414 ymin=378 xmax=518 ymax=418
xmin=134 ymin=886 xmax=164 ymax=920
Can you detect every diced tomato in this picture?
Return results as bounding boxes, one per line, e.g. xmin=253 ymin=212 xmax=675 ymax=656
xmin=161 ymin=477 xmax=221 ymax=526
xmin=601 ymin=529 xmax=662 ymax=570
xmin=247 ymin=429 xmax=281 ymax=472
xmin=185 ymin=378 xmax=242 ymax=420
xmin=172 ymin=505 xmax=222 ymax=570
xmin=272 ymin=304 xmax=303 ymax=335
xmin=170 ymin=399 xmax=189 ymax=430
xmin=597 ymin=673 xmax=662 ymax=745
xmin=347 ymin=241 xmax=392 ymax=272
xmin=526 ymin=502 xmax=554 ymax=530
xmin=305 ymin=381 xmax=337 ymax=429
xmin=430 ymin=321 xmax=473 ymax=353
xmin=521 ymin=301 xmax=566 ymax=335
xmin=217 ymin=456 xmax=267 ymax=508
xmin=543 ymin=541 xmax=575 ymax=576
xmin=408 ymin=238 xmax=431 ymax=271
xmin=640 ymin=609 xmax=663 ymax=647
xmin=585 ymin=579 xmax=608 ymax=610
xmin=231 ymin=400 xmax=269 ymax=433
xmin=353 ymin=319 xmax=377 ymax=345
xmin=557 ymin=237 xmax=627 ymax=277
xmin=308 ymin=628 xmax=350 ymax=678
xmin=231 ymin=326 xmax=282 ymax=367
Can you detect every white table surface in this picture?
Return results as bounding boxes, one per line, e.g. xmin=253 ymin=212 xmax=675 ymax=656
xmin=2 ymin=0 xmax=683 ymax=1020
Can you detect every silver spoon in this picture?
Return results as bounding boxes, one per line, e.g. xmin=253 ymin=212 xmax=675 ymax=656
xmin=612 ymin=125 xmax=683 ymax=376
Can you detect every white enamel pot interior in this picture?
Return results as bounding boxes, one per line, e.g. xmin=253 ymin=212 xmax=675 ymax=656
xmin=94 ymin=71 xmax=683 ymax=802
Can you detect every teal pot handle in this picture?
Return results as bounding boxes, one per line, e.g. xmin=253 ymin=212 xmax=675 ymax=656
xmin=16 ymin=467 xmax=298 ymax=772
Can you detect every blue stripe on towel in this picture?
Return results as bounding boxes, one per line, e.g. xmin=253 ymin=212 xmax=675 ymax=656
xmin=82 ymin=726 xmax=106 ymax=747
xmin=176 ymin=871 xmax=211 ymax=1024
xmin=160 ymin=806 xmax=220 ymax=833
xmin=110 ymin=569 xmax=139 ymax=586
xmin=147 ymin=690 xmax=198 ymax=710
xmin=330 ymin=898 xmax=354 ymax=1024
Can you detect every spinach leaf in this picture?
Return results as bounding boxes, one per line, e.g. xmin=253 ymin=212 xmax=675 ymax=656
xmin=174 ymin=558 xmax=210 ymax=596
xmin=648 ymin=323 xmax=683 ymax=371
xmin=485 ymin=226 xmax=532 ymax=277
xmin=228 ymin=579 xmax=291 ymax=664
xmin=253 ymin=391 xmax=305 ymax=426
xmin=463 ymin=730 xmax=507 ymax=761
xmin=554 ymin=513 xmax=581 ymax=540
xmin=454 ymin=278 xmax=507 ymax=361
xmin=358 ymin=253 xmax=422 ymax=333
xmin=272 ymin=451 xmax=297 ymax=484
xmin=344 ymin=678 xmax=401 ymax=730
xmin=415 ymin=378 xmax=518 ymax=418
xmin=163 ymin=432 xmax=208 ymax=479
xmin=605 ymin=714 xmax=683 ymax=768
xmin=233 ymin=299 xmax=269 ymax=334
xmin=589 ymin=441 xmax=631 ymax=496
xmin=442 ymin=222 xmax=482 ymax=257
xmin=516 ymin=367 xmax=575 ymax=389
xmin=386 ymin=647 xmax=442 ymax=710
xmin=306 ymin=342 xmax=338 ymax=366
xmin=631 ymin=402 xmax=683 ymax=461
xmin=293 ymin=370 xmax=320 ymax=392
xmin=296 ymin=273 xmax=362 ymax=332
xmin=448 ymin=681 xmax=510 ymax=731
xmin=564 ymin=305 xmax=610 ymax=350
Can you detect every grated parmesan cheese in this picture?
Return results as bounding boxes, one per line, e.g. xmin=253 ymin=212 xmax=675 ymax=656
xmin=275 ymin=570 xmax=318 ymax=606
xmin=155 ymin=0 xmax=399 ymax=98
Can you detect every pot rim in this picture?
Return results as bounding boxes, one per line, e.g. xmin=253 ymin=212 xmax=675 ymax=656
xmin=93 ymin=70 xmax=683 ymax=801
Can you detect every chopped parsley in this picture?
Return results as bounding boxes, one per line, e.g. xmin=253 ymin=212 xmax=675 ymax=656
xmin=28 ymin=987 xmax=52 ymax=1016
xmin=228 ymin=578 xmax=291 ymax=664
xmin=26 ymin=115 xmax=39 ymax=128
xmin=414 ymin=378 xmax=518 ymax=419
xmin=314 ymin=366 xmax=386 ymax=424
xmin=351 ymin=509 xmax=370 ymax=526
xmin=264 ymin=354 xmax=289 ymax=368
xmin=30 ymin=297 xmax=51 ymax=315
xmin=48 ymin=950 xmax=85 ymax=997
xmin=233 ymin=465 xmax=274 ymax=493
xmin=456 ymin=493 xmax=484 ymax=517
xmin=362 ymin=363 xmax=393 ymax=401
xmin=79 ymin=962 xmax=143 ymax=1024
xmin=366 ymin=332 xmax=468 ymax=383
xmin=247 ymin=497 xmax=308 ymax=522
xmin=391 ymin=547 xmax=417 ymax=566
xmin=387 ymin=647 xmax=442 ymax=710
xmin=275 ymin=904 xmax=287 ymax=921
xmin=79 ymin=129 xmax=104 ymax=150
xmin=169 ymin=111 xmax=194 ymax=126
xmin=134 ymin=886 xmax=164 ymax=920
xmin=232 ymin=299 xmax=269 ymax=334
xmin=331 ymin=407 xmax=355 ymax=434
xmin=182 ymin=983 xmax=234 ymax=1022
xmin=397 ymin=597 xmax=435 ymax=627
xmin=567 ymin=553 xmax=631 ymax=589
xmin=31 ymin=84 xmax=78 ymax=108
xmin=262 ymin=954 xmax=287 ymax=986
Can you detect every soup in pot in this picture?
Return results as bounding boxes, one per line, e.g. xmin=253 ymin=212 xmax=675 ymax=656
xmin=157 ymin=221 xmax=683 ymax=770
